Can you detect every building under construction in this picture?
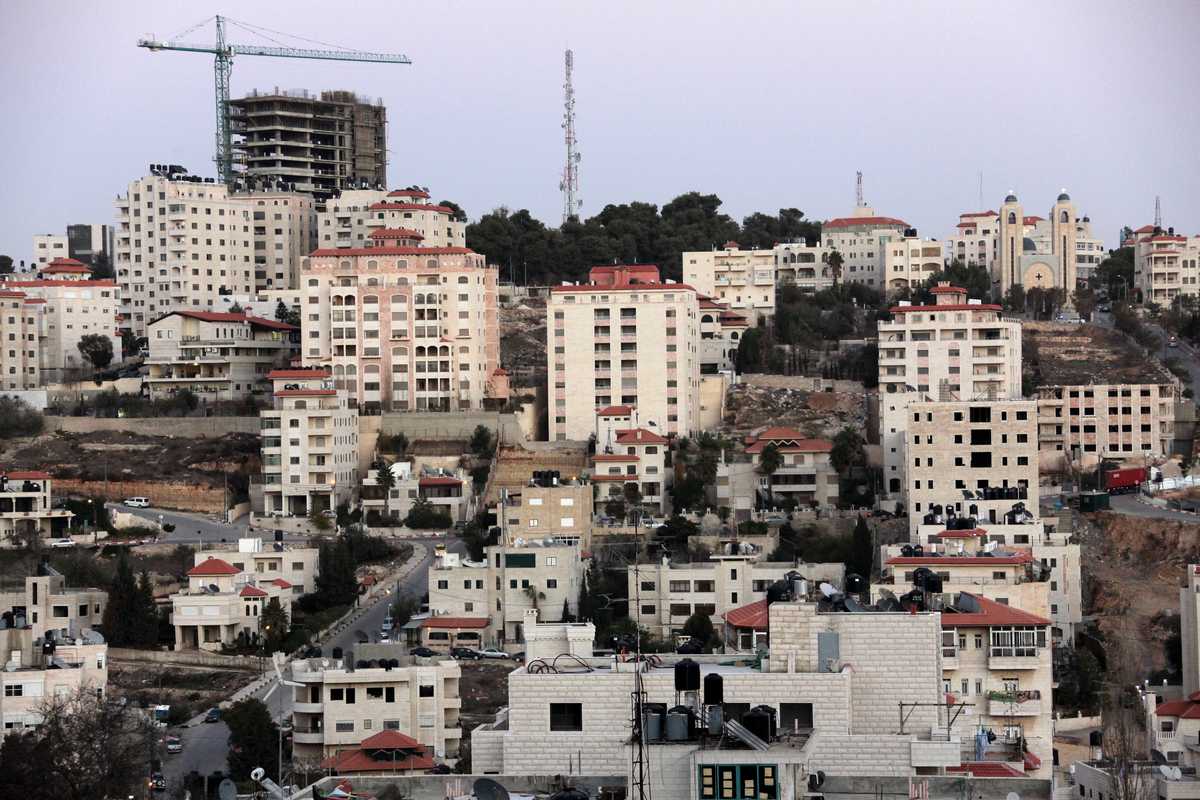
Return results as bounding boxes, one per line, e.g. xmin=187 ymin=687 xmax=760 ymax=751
xmin=229 ymin=88 xmax=387 ymax=197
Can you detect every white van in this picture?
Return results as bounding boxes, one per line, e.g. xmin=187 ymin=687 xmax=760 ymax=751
xmin=124 ymin=497 xmax=151 ymax=508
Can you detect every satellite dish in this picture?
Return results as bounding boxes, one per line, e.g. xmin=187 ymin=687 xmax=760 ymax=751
xmin=473 ymin=778 xmax=512 ymax=800
xmin=1159 ymin=765 xmax=1174 ymax=780
xmin=219 ymin=779 xmax=238 ymax=800
xmin=1172 ymin=768 xmax=1183 ymax=781
xmin=1006 ymin=793 xmax=1020 ymax=800
xmin=819 ymin=582 xmax=837 ymax=598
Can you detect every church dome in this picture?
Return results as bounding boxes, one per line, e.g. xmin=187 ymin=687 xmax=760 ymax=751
xmin=1005 ymin=192 xmax=1018 ymax=203
xmin=1057 ymin=190 xmax=1071 ymax=202
xmin=1023 ymin=237 xmax=1037 ymax=253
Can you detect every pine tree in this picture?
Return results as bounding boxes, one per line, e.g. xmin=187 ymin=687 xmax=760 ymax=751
xmin=102 ymin=553 xmax=138 ymax=646
xmin=849 ymin=515 xmax=873 ymax=581
xmin=260 ymin=597 xmax=289 ymax=653
xmin=135 ymin=571 xmax=159 ymax=647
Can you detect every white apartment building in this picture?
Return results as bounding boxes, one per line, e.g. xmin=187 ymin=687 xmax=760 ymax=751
xmin=1132 ymin=224 xmax=1200 ymax=304
xmin=170 ymin=556 xmax=293 ymax=652
xmin=946 ymin=207 xmax=1104 ymax=288
xmin=591 ymin=426 xmax=672 ymax=514
xmin=883 ymin=234 xmax=945 ymax=296
xmin=472 ymin=600 xmax=996 ymax=787
xmin=548 ymin=264 xmax=701 ymax=441
xmin=4 ymin=259 xmax=121 ymax=383
xmin=426 ymin=544 xmax=583 ymax=646
xmin=905 ymin=398 xmax=1039 ymax=525
xmin=145 ymin=310 xmax=298 ymax=401
xmin=361 ymin=461 xmax=474 ymax=525
xmin=630 ymin=555 xmax=845 ymax=641
xmin=316 ymin=189 xmax=466 ymax=250
xmin=0 ymin=471 xmax=73 ymax=548
xmin=1037 ymin=383 xmax=1177 ymax=461
xmin=683 ymin=242 xmax=775 ymax=322
xmin=258 ymin=369 xmax=359 ymax=517
xmin=195 ymin=538 xmax=319 ymax=596
xmin=878 ymin=284 xmax=1022 ymax=499
xmin=0 ymin=290 xmax=42 ymax=390
xmin=820 ymin=206 xmax=909 ymax=288
xmin=289 ymin=645 xmax=461 ymax=763
xmin=114 ymin=168 xmax=256 ymax=336
xmin=301 ymin=228 xmax=500 ymax=412
xmin=243 ymin=191 xmax=316 ymax=291
xmin=31 ymin=234 xmax=68 ymax=267
xmin=775 ymin=241 xmax=832 ymax=292
xmin=743 ymin=427 xmax=839 ymax=509
xmin=698 ymin=297 xmax=746 ymax=375
xmin=945 ymin=211 xmax=1000 ymax=272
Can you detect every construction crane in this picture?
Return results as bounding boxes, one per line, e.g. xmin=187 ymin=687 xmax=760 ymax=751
xmin=138 ymin=15 xmax=410 ymax=186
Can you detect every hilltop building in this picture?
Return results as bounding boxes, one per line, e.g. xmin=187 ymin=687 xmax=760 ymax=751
xmin=1131 ymin=223 xmax=1200 ymax=305
xmin=170 ymin=556 xmax=293 ymax=652
xmin=820 ymin=205 xmax=909 ymax=288
xmin=316 ymin=189 xmax=466 ymax=250
xmin=683 ymin=242 xmax=776 ymax=322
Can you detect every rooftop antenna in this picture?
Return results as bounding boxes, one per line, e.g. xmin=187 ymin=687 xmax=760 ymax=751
xmin=978 ymin=171 xmax=983 ymax=210
xmin=855 ymin=171 xmax=864 ymax=208
xmin=560 ymin=49 xmax=582 ymax=224
xmin=1155 ymin=195 xmax=1162 ymax=228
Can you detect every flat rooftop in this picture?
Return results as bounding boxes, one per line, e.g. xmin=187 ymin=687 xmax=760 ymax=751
xmin=1025 ymin=322 xmax=1174 ymax=386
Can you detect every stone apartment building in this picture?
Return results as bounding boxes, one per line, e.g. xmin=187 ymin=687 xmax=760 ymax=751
xmin=905 ymin=398 xmax=1039 ymax=524
xmin=697 ymin=296 xmax=745 ymax=376
xmin=743 ymin=427 xmax=838 ymax=509
xmin=242 ymin=191 xmax=317 ymax=291
xmin=145 ymin=310 xmax=298 ymax=401
xmin=3 ymin=258 xmax=121 ymax=383
xmin=883 ymin=233 xmax=945 ymax=296
xmin=195 ymin=538 xmax=319 ymax=597
xmin=0 ymin=571 xmax=106 ymax=642
xmin=878 ymin=285 xmax=1022 ymax=500
xmin=31 ymin=234 xmax=69 ymax=267
xmin=683 ymin=242 xmax=776 ymax=322
xmin=316 ymin=188 xmax=467 ymax=251
xmin=360 ymin=461 xmax=474 ymax=525
xmin=629 ymin=555 xmax=845 ymax=641
xmin=114 ymin=168 xmax=256 ymax=337
xmin=288 ymin=644 xmax=462 ymax=762
xmin=548 ymin=264 xmax=701 ymax=441
xmin=170 ymin=556 xmax=293 ymax=652
xmin=774 ymin=240 xmax=832 ymax=292
xmin=498 ymin=476 xmax=594 ymax=548
xmin=591 ymin=426 xmax=672 ymax=515
xmin=0 ymin=290 xmax=42 ymax=390
xmin=470 ymin=599 xmax=1029 ymax=788
xmin=820 ymin=205 xmax=909 ymax=288
xmin=257 ymin=369 xmax=359 ymax=518
xmin=1180 ymin=564 xmax=1200 ymax=698
xmin=0 ymin=471 xmax=73 ymax=548
xmin=300 ymin=228 xmax=499 ymax=412
xmin=1036 ymin=383 xmax=1177 ymax=463
xmin=1132 ymin=223 xmax=1200 ymax=304
xmin=425 ymin=544 xmax=583 ymax=647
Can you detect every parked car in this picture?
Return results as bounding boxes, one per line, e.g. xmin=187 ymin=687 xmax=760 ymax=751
xmin=1169 ymin=336 xmax=1180 ymax=348
xmin=49 ymin=538 xmax=76 ymax=549
xmin=410 ymin=646 xmax=437 ymax=658
xmin=510 ymin=651 xmax=525 ymax=662
xmin=204 ymin=708 xmax=221 ymax=724
xmin=150 ymin=772 xmax=167 ymax=792
xmin=478 ymin=648 xmax=509 ymax=660
xmin=165 ymin=736 xmax=183 ymax=754
xmin=450 ymin=647 xmax=481 ymax=660
xmin=319 ymin=508 xmax=337 ymax=518
xmin=124 ymin=497 xmax=151 ymax=508
xmin=378 ymin=631 xmax=391 ymax=642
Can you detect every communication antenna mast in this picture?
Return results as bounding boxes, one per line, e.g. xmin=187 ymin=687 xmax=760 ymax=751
xmin=560 ymin=49 xmax=582 ymax=223
xmin=855 ymin=171 xmax=864 ymax=208
xmin=1155 ymin=196 xmax=1162 ymax=228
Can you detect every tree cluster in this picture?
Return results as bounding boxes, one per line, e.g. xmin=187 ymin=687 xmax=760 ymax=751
xmin=0 ymin=397 xmax=43 ymax=439
xmin=466 ymin=193 xmax=820 ymax=284
xmin=469 ymin=424 xmax=495 ymax=457
xmin=101 ymin=552 xmax=160 ymax=647
xmin=405 ymin=498 xmax=453 ymax=530
xmin=224 ymin=698 xmax=280 ymax=784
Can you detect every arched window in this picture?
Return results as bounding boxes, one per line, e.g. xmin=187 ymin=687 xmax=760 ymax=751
xmin=458 ymin=276 xmax=469 ymax=284
xmin=390 ymin=294 xmax=405 ymax=305
xmin=701 ymin=314 xmax=713 ymax=324
xmin=426 ymin=259 xmax=438 ymax=269
xmin=363 ymin=295 xmax=379 ymax=305
xmin=307 ymin=278 xmax=319 ymax=287
xmin=367 ymin=278 xmax=379 ymax=286
xmin=416 ymin=346 xmax=426 ymax=357
xmin=367 ymin=260 xmax=378 ymax=270
xmin=331 ymin=296 xmax=343 ymax=306
xmin=397 ymin=260 xmax=408 ymax=269
xmin=730 ymin=331 xmax=740 ymax=341
xmin=394 ymin=346 xmax=408 ymax=356
xmin=1007 ymin=212 xmax=1016 ymax=224
xmin=345 ymin=364 xmax=357 ymax=377
xmin=397 ymin=276 xmax=409 ymax=285
xmin=339 ymin=260 xmax=352 ymax=271
xmin=1060 ymin=210 xmax=1069 ymax=223
xmin=440 ymin=345 xmax=450 ymax=356
xmin=342 ymin=295 xmax=356 ymax=306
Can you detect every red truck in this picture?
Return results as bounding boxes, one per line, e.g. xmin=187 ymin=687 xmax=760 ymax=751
xmin=1102 ymin=467 xmax=1148 ymax=494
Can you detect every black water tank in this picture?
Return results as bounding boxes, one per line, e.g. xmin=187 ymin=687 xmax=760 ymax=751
xmin=674 ymin=658 xmax=700 ymax=692
xmin=1089 ymin=730 xmax=1103 ymax=747
xmin=742 ymin=709 xmax=771 ymax=743
xmin=331 ymin=647 xmax=343 ymax=660
xmin=923 ymin=573 xmax=944 ymax=593
xmin=356 ymin=660 xmax=368 ymax=669
xmin=275 ymin=529 xmax=284 ymax=542
xmin=900 ymin=544 xmax=914 ymax=557
xmin=551 ymin=789 xmax=589 ymax=800
xmin=766 ymin=580 xmax=790 ymax=604
xmin=751 ymin=705 xmax=777 ymax=739
xmin=845 ymin=573 xmax=867 ymax=594
xmin=704 ymin=672 xmax=724 ymax=706
xmin=912 ymin=566 xmax=935 ymax=588
xmin=912 ymin=544 xmax=924 ymax=556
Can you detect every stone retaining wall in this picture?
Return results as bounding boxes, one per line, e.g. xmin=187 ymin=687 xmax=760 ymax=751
xmin=55 ymin=478 xmax=225 ymax=513
xmin=44 ymin=415 xmax=260 ymax=437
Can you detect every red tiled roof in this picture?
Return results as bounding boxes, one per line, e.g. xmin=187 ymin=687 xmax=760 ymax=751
xmin=154 ymin=310 xmax=297 ymax=331
xmin=886 ymin=553 xmax=1031 ymax=566
xmin=43 ymin=258 xmax=92 ymax=274
xmin=360 ymin=730 xmax=424 ymax=750
xmin=418 ymin=476 xmax=462 ymax=488
xmin=592 ymin=474 xmax=633 ymax=482
xmin=724 ymin=599 xmax=769 ymax=630
xmin=823 ymin=216 xmax=909 ymax=229
xmin=387 ymin=189 xmax=431 ymax=199
xmin=271 ymin=578 xmax=293 ymax=589
xmin=550 ymin=281 xmax=695 ymax=295
xmin=960 ymin=211 xmax=998 ymax=218
xmin=930 ymin=285 xmax=966 ymax=294
xmin=267 ymin=369 xmax=331 ymax=379
xmin=745 ymin=428 xmax=832 ymax=454
xmin=239 ymin=585 xmax=268 ymax=598
xmin=421 ymin=616 xmax=488 ymax=629
xmin=321 ymin=739 xmax=434 ymax=774
xmin=597 ymin=405 xmax=634 ymax=416
xmin=1024 ymin=751 xmax=1042 ymax=771
xmin=940 ymin=593 xmax=1051 ymax=628
xmin=615 ymin=428 xmax=668 ymax=445
xmin=1023 ymin=216 xmax=1044 ymax=225
xmin=930 ymin=529 xmax=989 ymax=540
xmin=1134 ymin=225 xmax=1156 ymax=233
xmin=309 ymin=246 xmax=475 ymax=257
xmin=956 ymin=222 xmax=978 ymax=229
xmin=948 ymin=762 xmax=1025 ymax=778
xmin=1155 ymin=691 xmax=1200 ymax=718
xmin=4 ymin=279 xmax=118 ymax=288
xmin=188 ymin=558 xmax=241 ymax=576
xmin=369 ymin=227 xmax=424 ymax=240
xmin=593 ymin=453 xmax=638 ymax=462
xmin=889 ymin=303 xmax=1002 ymax=313
xmin=369 ymin=201 xmax=455 ymax=213
xmin=1 ymin=471 xmax=51 ymax=480
xmin=0 ymin=291 xmax=26 ymax=299
xmin=275 ymin=389 xmax=336 ymax=397
xmin=23 ymin=298 xmax=46 ymax=304
xmin=1147 ymin=235 xmax=1188 ymax=243
xmin=698 ymin=296 xmax=728 ymax=310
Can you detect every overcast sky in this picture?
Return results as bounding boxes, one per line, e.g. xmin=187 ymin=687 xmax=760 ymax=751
xmin=3 ymin=0 xmax=1198 ymax=265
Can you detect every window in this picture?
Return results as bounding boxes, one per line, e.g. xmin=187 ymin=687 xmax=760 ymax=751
xmin=546 ymin=579 xmax=558 ymax=589
xmin=550 ymin=702 xmax=583 ymax=731
xmin=4 ymin=685 xmax=22 ymax=697
xmin=641 ymin=581 xmax=656 ymax=591
xmin=641 ymin=604 xmax=656 ymax=615
xmin=335 ymin=721 xmax=354 ymax=733
xmin=670 ymin=581 xmax=692 ymax=592
xmin=419 ymin=685 xmax=435 ymax=697
xmin=697 ymin=764 xmax=778 ymax=800
xmin=330 ymin=688 xmax=343 ymax=701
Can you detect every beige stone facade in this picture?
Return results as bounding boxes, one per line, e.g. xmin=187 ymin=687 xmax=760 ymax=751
xmin=683 ymin=243 xmax=775 ymax=322
xmin=0 ymin=472 xmax=73 ymax=548
xmin=114 ymin=170 xmax=256 ymax=337
xmin=996 ymin=191 xmax=1079 ymax=297
xmin=31 ymin=234 xmax=68 ymax=267
xmin=195 ymin=538 xmax=319 ymax=596
xmin=170 ymin=556 xmax=293 ymax=652
xmin=0 ymin=573 xmax=106 ymax=642
xmin=591 ymin=427 xmax=672 ymax=514
xmin=0 ymin=292 xmax=42 ymax=390
xmin=145 ymin=310 xmax=298 ymax=401
xmin=300 ymin=229 xmax=499 ymax=412
xmin=1182 ymin=564 xmax=1200 ymax=697
xmin=0 ymin=628 xmax=107 ymax=730
xmin=316 ymin=189 xmax=466 ymax=250
xmin=698 ymin=297 xmax=746 ymax=376
xmin=288 ymin=645 xmax=462 ymax=761
xmin=743 ymin=427 xmax=838 ymax=509
xmin=499 ymin=479 xmax=594 ymax=547
xmin=1132 ymin=224 xmax=1200 ymax=304
xmin=548 ymin=265 xmax=701 ymax=441
xmin=883 ymin=234 xmax=945 ymax=296
xmin=243 ymin=191 xmax=316 ymax=291
xmin=1037 ymin=383 xmax=1176 ymax=461
xmin=775 ymin=241 xmax=832 ymax=292
xmin=947 ymin=206 xmax=1103 ymax=289
xmin=820 ymin=206 xmax=909 ymax=288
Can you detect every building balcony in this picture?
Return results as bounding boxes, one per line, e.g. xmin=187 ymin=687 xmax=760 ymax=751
xmin=988 ymin=650 xmax=1042 ymax=670
xmin=292 ymin=701 xmax=323 ymax=714
xmin=986 ymin=692 xmax=1042 ymax=717
xmin=292 ymin=728 xmax=324 ymax=745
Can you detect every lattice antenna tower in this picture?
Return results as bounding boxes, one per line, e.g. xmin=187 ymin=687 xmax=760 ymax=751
xmin=1155 ymin=196 xmax=1162 ymax=228
xmin=856 ymin=171 xmax=864 ymax=207
xmin=560 ymin=50 xmax=582 ymax=223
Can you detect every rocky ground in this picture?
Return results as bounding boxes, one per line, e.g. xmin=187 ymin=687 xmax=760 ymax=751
xmin=723 ymin=383 xmax=866 ymax=440
xmin=457 ymin=660 xmax=518 ymax=729
xmin=499 ymin=302 xmax=547 ymax=389
xmin=108 ymin=661 xmax=256 ymax=724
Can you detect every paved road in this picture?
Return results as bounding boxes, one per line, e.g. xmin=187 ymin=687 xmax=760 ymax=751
xmin=1108 ymin=492 xmax=1200 ymax=522
xmin=1092 ymin=309 xmax=1200 ymax=396
xmin=107 ymin=503 xmax=251 ymax=546
xmin=160 ymin=535 xmax=460 ymax=793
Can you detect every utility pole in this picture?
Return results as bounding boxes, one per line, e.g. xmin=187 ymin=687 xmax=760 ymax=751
xmin=560 ymin=49 xmax=581 ymax=223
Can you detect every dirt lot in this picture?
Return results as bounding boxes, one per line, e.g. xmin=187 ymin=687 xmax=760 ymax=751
xmin=107 ymin=661 xmax=256 ymax=723
xmin=724 ymin=382 xmax=866 ymax=441
xmin=0 ymin=429 xmax=260 ymax=487
xmin=458 ymin=660 xmax=518 ymax=728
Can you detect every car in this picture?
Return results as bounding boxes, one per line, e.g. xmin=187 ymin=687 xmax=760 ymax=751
xmin=124 ymin=497 xmax=151 ymax=508
xmin=49 ymin=538 xmax=76 ymax=549
xmin=1098 ymin=304 xmax=1111 ymax=312
xmin=1169 ymin=337 xmax=1180 ymax=348
xmin=450 ymin=647 xmax=481 ymax=660
xmin=204 ymin=708 xmax=221 ymax=724
xmin=150 ymin=772 xmax=167 ymax=792
xmin=510 ymin=651 xmax=525 ymax=662
xmin=410 ymin=646 xmax=437 ymax=658
xmin=165 ymin=736 xmax=183 ymax=754
xmin=378 ymin=631 xmax=391 ymax=642
xmin=319 ymin=508 xmax=337 ymax=518
xmin=478 ymin=648 xmax=509 ymax=660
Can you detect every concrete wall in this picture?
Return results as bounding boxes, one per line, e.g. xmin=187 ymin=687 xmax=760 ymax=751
xmin=294 ymin=775 xmax=623 ymax=800
xmin=109 ymin=646 xmax=256 ymax=670
xmin=55 ymin=478 xmax=225 ymax=513
xmin=43 ymin=415 xmax=260 ymax=437
xmin=379 ymin=411 xmax=526 ymax=444
xmin=741 ymin=373 xmax=865 ymax=394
